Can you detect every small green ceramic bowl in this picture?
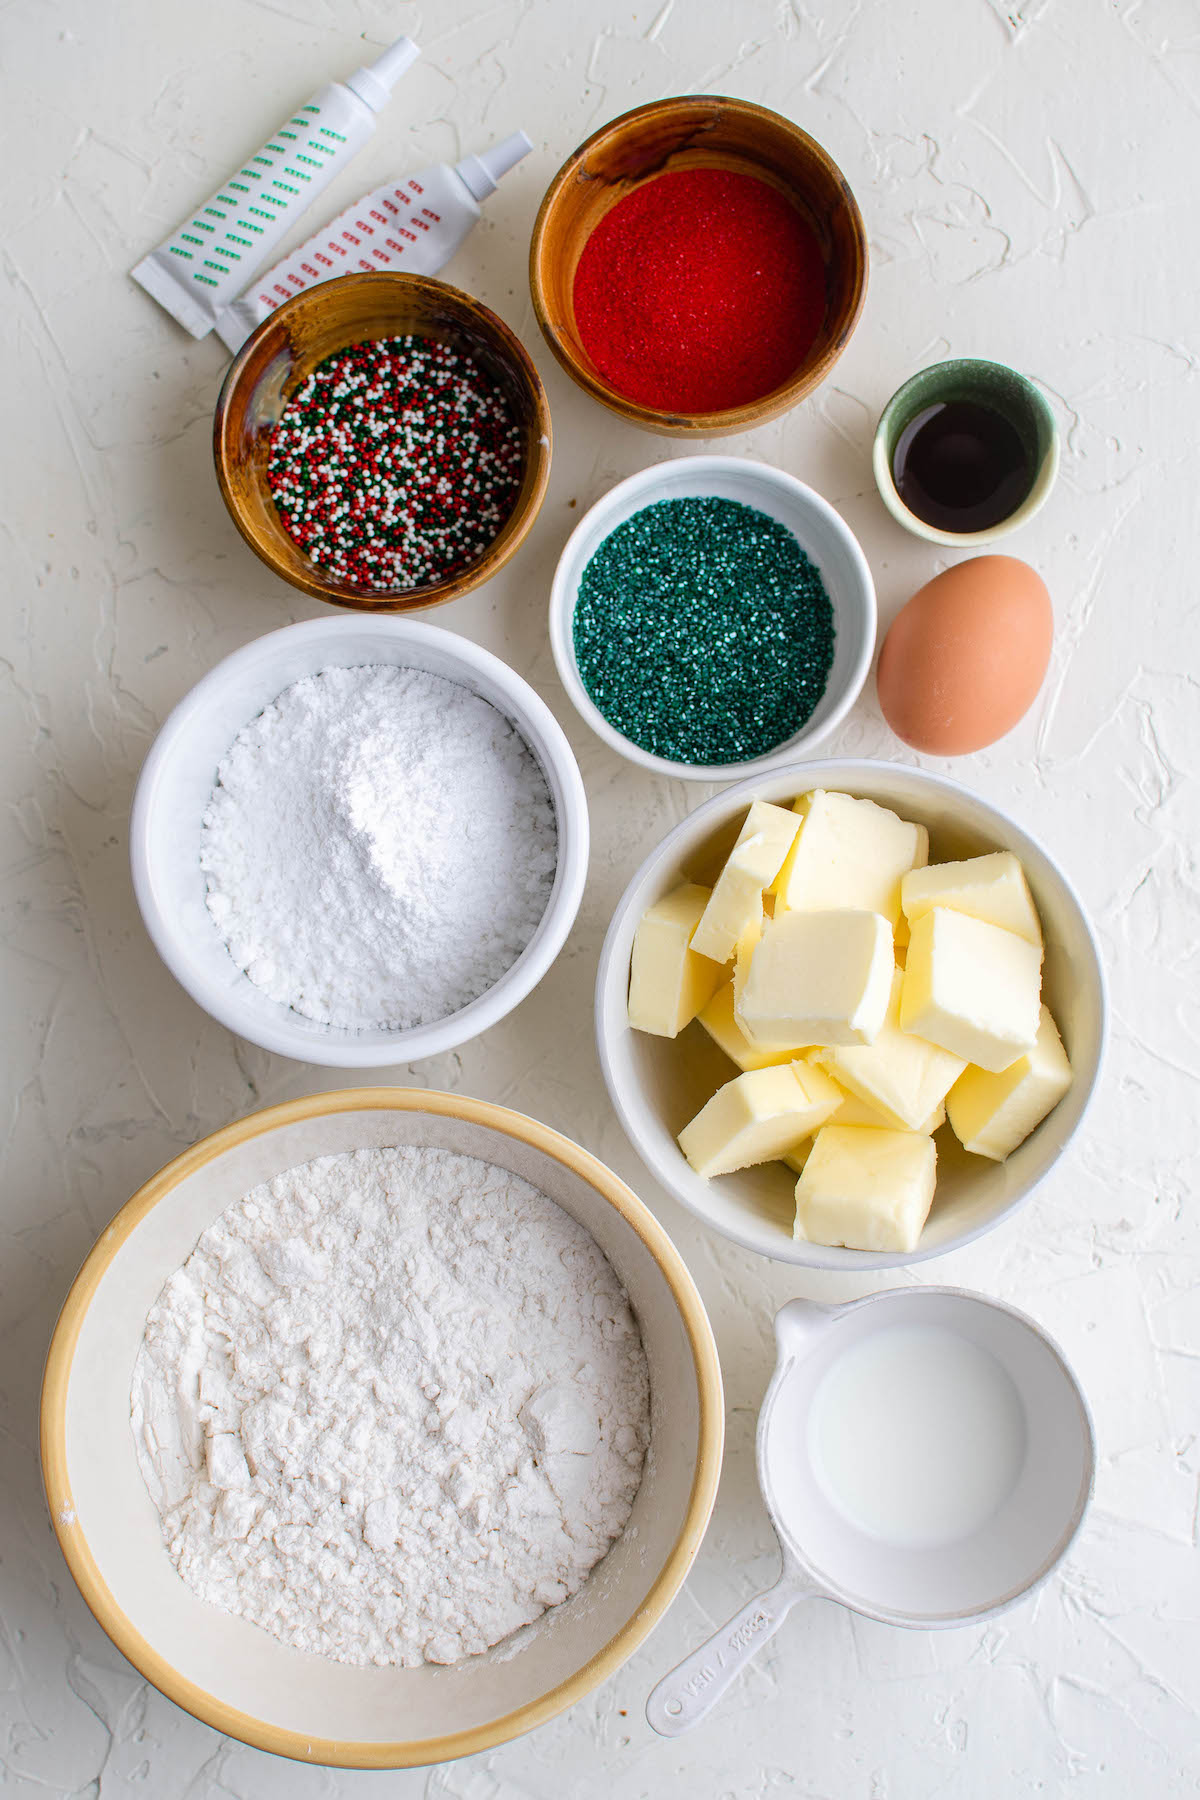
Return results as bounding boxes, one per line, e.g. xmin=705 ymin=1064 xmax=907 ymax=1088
xmin=872 ymin=358 xmax=1059 ymax=547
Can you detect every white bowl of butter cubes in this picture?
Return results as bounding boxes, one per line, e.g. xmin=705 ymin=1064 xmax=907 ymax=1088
xmin=596 ymin=761 xmax=1107 ymax=1269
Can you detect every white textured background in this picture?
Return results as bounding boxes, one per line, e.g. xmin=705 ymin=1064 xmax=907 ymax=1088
xmin=2 ymin=0 xmax=1197 ymax=1794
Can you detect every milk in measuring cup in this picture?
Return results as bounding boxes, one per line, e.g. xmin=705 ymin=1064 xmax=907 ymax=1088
xmin=807 ymin=1323 xmax=1027 ymax=1549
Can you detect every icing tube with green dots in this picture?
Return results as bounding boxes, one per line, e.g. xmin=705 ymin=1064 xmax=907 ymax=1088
xmin=131 ymin=36 xmax=419 ymax=339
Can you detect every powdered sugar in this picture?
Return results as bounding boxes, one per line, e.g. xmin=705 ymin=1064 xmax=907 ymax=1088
xmin=130 ymin=1146 xmax=650 ymax=1668
xmin=200 ymin=664 xmax=557 ymax=1030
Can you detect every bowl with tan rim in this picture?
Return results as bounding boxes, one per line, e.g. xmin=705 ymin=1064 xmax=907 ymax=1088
xmin=41 ymin=1088 xmax=723 ymax=1769
xmin=213 ymin=272 xmax=552 ymax=611
xmin=529 ymin=96 xmax=868 ymax=437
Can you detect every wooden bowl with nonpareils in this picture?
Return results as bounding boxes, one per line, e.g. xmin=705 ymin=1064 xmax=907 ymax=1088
xmin=529 ymin=96 xmax=868 ymax=438
xmin=213 ymin=273 xmax=552 ymax=612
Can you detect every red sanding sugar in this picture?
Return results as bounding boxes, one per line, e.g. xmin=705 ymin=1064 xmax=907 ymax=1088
xmin=572 ymin=168 xmax=827 ymax=414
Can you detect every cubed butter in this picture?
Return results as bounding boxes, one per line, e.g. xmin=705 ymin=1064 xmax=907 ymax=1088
xmin=691 ymin=802 xmax=802 ymax=963
xmin=773 ymin=790 xmax=929 ymax=928
xmin=782 ymin=1140 xmax=813 ymax=1177
xmin=627 ymin=882 xmax=726 ymax=1038
xmin=813 ymin=969 xmax=965 ymax=1130
xmin=826 ymin=1083 xmax=898 ymax=1129
xmin=802 ymin=1056 xmax=946 ymax=1133
xmin=731 ymin=904 xmax=764 ymax=1009
xmin=737 ymin=909 xmax=893 ymax=1049
xmin=946 ymin=1005 xmax=1072 ymax=1160
xmin=900 ymin=907 xmax=1041 ymax=1072
xmin=697 ymin=982 xmax=798 ymax=1072
xmin=901 ymin=851 xmax=1043 ymax=947
xmin=794 ymin=1125 xmax=937 ymax=1253
xmin=678 ymin=1062 xmax=842 ymax=1179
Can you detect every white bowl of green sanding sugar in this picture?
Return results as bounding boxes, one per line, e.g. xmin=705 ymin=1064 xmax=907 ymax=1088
xmin=548 ymin=457 xmax=876 ymax=781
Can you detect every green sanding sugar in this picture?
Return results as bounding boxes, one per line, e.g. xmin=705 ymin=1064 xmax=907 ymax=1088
xmin=572 ymin=495 xmax=835 ymax=766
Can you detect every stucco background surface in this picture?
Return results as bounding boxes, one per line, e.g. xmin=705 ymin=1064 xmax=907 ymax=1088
xmin=1 ymin=0 xmax=1197 ymax=1794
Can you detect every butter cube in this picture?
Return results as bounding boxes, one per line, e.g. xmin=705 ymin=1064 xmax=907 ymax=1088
xmin=773 ymin=790 xmax=929 ymax=929
xmin=827 ymin=1084 xmax=897 ymax=1129
xmin=731 ymin=904 xmax=764 ymax=1009
xmin=628 ymin=882 xmax=726 ymax=1038
xmin=946 ymin=1005 xmax=1072 ymax=1160
xmin=737 ymin=909 xmax=893 ymax=1049
xmin=691 ymin=802 xmax=802 ymax=963
xmin=901 ymin=851 xmax=1042 ymax=947
xmin=697 ymin=982 xmax=798 ymax=1072
xmin=804 ymin=1056 xmax=945 ymax=1133
xmin=834 ymin=1089 xmax=944 ymax=1133
xmin=782 ymin=1140 xmax=813 ymax=1176
xmin=813 ymin=969 xmax=965 ymax=1131
xmin=794 ymin=1125 xmax=937 ymax=1253
xmin=678 ymin=1062 xmax=842 ymax=1179
xmin=900 ymin=908 xmax=1042 ymax=1073
xmin=784 ymin=1085 xmax=946 ymax=1175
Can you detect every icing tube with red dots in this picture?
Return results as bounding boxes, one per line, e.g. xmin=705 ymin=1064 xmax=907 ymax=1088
xmin=213 ymin=132 xmax=533 ymax=353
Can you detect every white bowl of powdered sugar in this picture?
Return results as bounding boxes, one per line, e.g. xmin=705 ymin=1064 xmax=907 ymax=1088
xmin=129 ymin=616 xmax=588 ymax=1064
xmin=42 ymin=1089 xmax=723 ymax=1767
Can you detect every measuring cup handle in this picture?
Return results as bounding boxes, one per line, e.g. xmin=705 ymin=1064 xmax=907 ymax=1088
xmin=645 ymin=1572 xmax=806 ymax=1737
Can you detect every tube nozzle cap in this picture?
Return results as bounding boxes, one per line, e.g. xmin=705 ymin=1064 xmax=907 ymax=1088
xmin=346 ymin=36 xmax=420 ymax=113
xmin=454 ymin=131 xmax=534 ymax=202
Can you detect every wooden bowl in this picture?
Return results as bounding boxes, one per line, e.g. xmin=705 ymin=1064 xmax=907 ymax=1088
xmin=213 ymin=273 xmax=552 ymax=612
xmin=529 ymin=97 xmax=868 ymax=438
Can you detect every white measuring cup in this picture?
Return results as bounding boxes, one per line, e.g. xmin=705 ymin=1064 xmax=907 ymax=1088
xmin=647 ymin=1287 xmax=1094 ymax=1736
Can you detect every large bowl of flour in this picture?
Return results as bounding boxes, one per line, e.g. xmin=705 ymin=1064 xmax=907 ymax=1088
xmin=129 ymin=616 xmax=589 ymax=1065
xmin=42 ymin=1089 xmax=723 ymax=1768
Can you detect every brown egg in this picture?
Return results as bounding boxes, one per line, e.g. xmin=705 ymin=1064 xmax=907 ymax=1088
xmin=876 ymin=556 xmax=1053 ymax=755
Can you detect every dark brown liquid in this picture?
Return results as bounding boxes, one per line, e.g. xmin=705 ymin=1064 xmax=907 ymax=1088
xmin=893 ymin=400 xmax=1033 ymax=533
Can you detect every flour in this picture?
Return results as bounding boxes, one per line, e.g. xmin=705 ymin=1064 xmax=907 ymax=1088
xmin=130 ymin=1146 xmax=650 ymax=1668
xmin=200 ymin=665 xmax=557 ymax=1030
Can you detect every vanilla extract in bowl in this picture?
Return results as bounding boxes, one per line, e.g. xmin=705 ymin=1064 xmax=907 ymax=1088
xmin=891 ymin=399 xmax=1035 ymax=535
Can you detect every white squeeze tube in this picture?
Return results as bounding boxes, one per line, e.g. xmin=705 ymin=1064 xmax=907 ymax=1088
xmin=213 ymin=131 xmax=534 ymax=353
xmin=131 ymin=36 xmax=420 ymax=339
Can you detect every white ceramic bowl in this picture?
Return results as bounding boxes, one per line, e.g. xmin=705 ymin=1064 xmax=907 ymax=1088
xmin=596 ymin=760 xmax=1107 ymax=1269
xmin=130 ymin=617 xmax=589 ymax=1067
xmin=41 ymin=1089 xmax=724 ymax=1769
xmin=548 ymin=457 xmax=876 ymax=781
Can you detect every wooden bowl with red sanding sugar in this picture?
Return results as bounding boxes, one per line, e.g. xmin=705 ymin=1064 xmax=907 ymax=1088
xmin=529 ymin=97 xmax=868 ymax=438
xmin=213 ymin=273 xmax=552 ymax=612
